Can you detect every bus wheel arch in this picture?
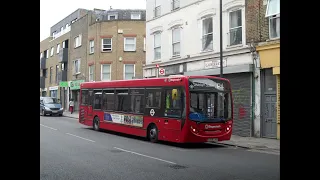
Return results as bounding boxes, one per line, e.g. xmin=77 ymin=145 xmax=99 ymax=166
xmin=147 ymin=123 xmax=158 ymax=143
xmin=93 ymin=116 xmax=100 ymax=131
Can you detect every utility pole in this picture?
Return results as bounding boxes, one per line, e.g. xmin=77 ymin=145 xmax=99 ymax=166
xmin=219 ymin=0 xmax=223 ymax=78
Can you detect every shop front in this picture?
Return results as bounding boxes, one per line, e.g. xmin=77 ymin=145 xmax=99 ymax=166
xmin=49 ymin=86 xmax=59 ymax=98
xmin=256 ymin=41 xmax=280 ymax=139
xmin=143 ymin=64 xmax=185 ymax=78
xmin=69 ymin=80 xmax=85 ymax=112
xmin=40 ymin=88 xmax=47 ymax=97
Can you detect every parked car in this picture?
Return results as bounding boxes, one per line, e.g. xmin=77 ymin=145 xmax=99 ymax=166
xmin=40 ymin=97 xmax=63 ymax=116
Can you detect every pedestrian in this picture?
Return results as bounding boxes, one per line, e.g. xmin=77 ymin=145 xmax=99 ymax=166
xmin=69 ymin=98 xmax=74 ymax=114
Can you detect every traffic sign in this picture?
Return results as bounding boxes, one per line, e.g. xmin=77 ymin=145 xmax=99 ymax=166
xmin=156 ymin=64 xmax=159 ymax=68
xmin=159 ymin=68 xmax=165 ymax=76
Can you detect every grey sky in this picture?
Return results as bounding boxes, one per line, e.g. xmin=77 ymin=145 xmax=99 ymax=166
xmin=40 ymin=0 xmax=146 ymax=41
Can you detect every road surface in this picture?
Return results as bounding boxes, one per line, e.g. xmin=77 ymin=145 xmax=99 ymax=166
xmin=40 ymin=116 xmax=279 ymax=180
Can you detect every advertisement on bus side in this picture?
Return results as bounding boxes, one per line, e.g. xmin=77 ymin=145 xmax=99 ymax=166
xmin=103 ymin=113 xmax=143 ymax=127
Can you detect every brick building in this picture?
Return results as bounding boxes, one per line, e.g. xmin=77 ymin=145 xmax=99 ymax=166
xmin=246 ymin=0 xmax=280 ymax=139
xmin=40 ymin=8 xmax=146 ymax=112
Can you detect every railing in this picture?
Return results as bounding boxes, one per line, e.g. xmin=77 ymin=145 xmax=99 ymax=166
xmin=52 ymin=26 xmax=71 ymax=40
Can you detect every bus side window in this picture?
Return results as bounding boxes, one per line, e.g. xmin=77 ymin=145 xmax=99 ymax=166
xmin=81 ymin=90 xmax=88 ymax=105
xmin=115 ymin=89 xmax=130 ymax=112
xmin=93 ymin=90 xmax=102 ymax=110
xmin=102 ymin=89 xmax=115 ymax=111
xmin=146 ymin=90 xmax=161 ymax=108
xmin=130 ymin=89 xmax=145 ymax=114
xmin=164 ymin=88 xmax=182 ymax=118
xmin=88 ymin=90 xmax=94 ymax=106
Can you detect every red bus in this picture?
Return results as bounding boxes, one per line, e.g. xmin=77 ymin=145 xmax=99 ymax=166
xmin=79 ymin=75 xmax=233 ymax=143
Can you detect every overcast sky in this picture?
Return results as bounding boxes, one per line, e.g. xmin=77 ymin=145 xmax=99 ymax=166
xmin=40 ymin=0 xmax=146 ymax=41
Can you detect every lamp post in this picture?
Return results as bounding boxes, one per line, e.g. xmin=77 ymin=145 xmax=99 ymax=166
xmin=219 ymin=0 xmax=223 ymax=78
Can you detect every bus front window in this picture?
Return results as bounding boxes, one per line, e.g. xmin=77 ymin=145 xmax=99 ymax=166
xmin=189 ymin=92 xmax=231 ymax=123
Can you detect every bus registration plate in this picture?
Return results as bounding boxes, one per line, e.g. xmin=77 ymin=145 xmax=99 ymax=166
xmin=207 ymin=138 xmax=218 ymax=142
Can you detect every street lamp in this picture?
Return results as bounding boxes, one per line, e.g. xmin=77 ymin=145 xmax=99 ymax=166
xmin=219 ymin=0 xmax=223 ymax=78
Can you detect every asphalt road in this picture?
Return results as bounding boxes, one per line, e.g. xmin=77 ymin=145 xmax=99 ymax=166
xmin=40 ymin=116 xmax=280 ymax=180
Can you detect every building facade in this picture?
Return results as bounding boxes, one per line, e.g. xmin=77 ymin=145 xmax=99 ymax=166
xmin=40 ymin=8 xmax=146 ymax=113
xmin=145 ymin=0 xmax=259 ymax=137
xmin=246 ymin=0 xmax=280 ymax=139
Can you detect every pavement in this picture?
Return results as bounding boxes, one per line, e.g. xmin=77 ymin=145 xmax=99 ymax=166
xmin=62 ymin=111 xmax=280 ymax=152
xmin=41 ymin=115 xmax=279 ymax=180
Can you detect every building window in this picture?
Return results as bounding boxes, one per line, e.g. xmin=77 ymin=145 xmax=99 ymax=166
xmin=49 ymin=67 xmax=53 ymax=84
xmin=202 ymin=17 xmax=213 ymax=51
xmin=108 ymin=14 xmax=118 ymax=20
xmin=101 ymin=38 xmax=112 ymax=52
xmin=124 ymin=64 xmax=135 ymax=80
xmin=89 ymin=65 xmax=94 ymax=82
xmin=101 ymin=64 xmax=111 ymax=81
xmin=172 ymin=0 xmax=180 ymax=10
xmin=71 ymin=18 xmax=77 ymax=24
xmin=57 ymin=44 xmax=60 ymax=54
xmin=172 ymin=27 xmax=181 ymax=56
xmin=124 ymin=37 xmax=136 ymax=51
xmin=131 ymin=12 xmax=141 ymax=20
xmin=40 ymin=52 xmax=43 ymax=59
xmin=73 ymin=59 xmax=80 ymax=74
xmin=154 ymin=6 xmax=161 ymax=17
xmin=50 ymin=47 xmax=54 ymax=56
xmin=154 ymin=32 xmax=161 ymax=60
xmin=89 ymin=40 xmax=94 ymax=54
xmin=266 ymin=0 xmax=280 ymax=39
xmin=55 ymin=65 xmax=59 ymax=84
xmin=46 ymin=50 xmax=49 ymax=58
xmin=144 ymin=37 xmax=146 ymax=51
xmin=229 ymin=9 xmax=242 ymax=46
xmin=74 ymin=34 xmax=82 ymax=48
xmin=62 ymin=41 xmax=65 ymax=48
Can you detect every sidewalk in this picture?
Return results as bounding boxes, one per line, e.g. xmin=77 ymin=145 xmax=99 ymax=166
xmin=62 ymin=112 xmax=279 ymax=151
xmin=218 ymin=135 xmax=280 ymax=151
xmin=63 ymin=111 xmax=78 ymax=119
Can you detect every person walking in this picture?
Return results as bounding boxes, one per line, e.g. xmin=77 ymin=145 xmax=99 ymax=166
xmin=69 ymin=98 xmax=74 ymax=114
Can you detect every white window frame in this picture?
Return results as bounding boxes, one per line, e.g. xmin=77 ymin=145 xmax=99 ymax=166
xmin=74 ymin=34 xmax=82 ymax=48
xmin=124 ymin=37 xmax=136 ymax=52
xmin=172 ymin=0 xmax=180 ymax=11
xmin=143 ymin=37 xmax=146 ymax=51
xmin=46 ymin=50 xmax=49 ymax=58
xmin=101 ymin=38 xmax=112 ymax=52
xmin=266 ymin=0 xmax=280 ymax=40
xmin=50 ymin=47 xmax=54 ymax=56
xmin=108 ymin=14 xmax=118 ymax=20
xmin=89 ymin=40 xmax=94 ymax=54
xmin=89 ymin=65 xmax=94 ymax=82
xmin=73 ymin=59 xmax=81 ymax=74
xmin=154 ymin=6 xmax=161 ymax=17
xmin=131 ymin=12 xmax=141 ymax=20
xmin=101 ymin=64 xmax=111 ymax=81
xmin=172 ymin=27 xmax=181 ymax=57
xmin=201 ymin=16 xmax=213 ymax=52
xmin=123 ymin=64 xmax=135 ymax=80
xmin=154 ymin=32 xmax=161 ymax=60
xmin=62 ymin=41 xmax=65 ymax=48
xmin=40 ymin=52 xmax=43 ymax=59
xmin=56 ymin=44 xmax=60 ymax=54
xmin=228 ymin=9 xmax=243 ymax=46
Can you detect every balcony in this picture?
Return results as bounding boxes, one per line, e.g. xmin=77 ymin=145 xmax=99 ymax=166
xmin=40 ymin=57 xmax=46 ymax=69
xmin=58 ymin=48 xmax=68 ymax=63
xmin=40 ymin=76 xmax=45 ymax=88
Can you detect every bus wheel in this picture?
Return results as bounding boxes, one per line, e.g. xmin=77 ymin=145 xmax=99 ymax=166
xmin=148 ymin=124 xmax=158 ymax=143
xmin=93 ymin=117 xmax=100 ymax=131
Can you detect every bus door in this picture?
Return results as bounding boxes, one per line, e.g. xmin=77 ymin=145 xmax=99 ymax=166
xmin=162 ymin=87 xmax=183 ymax=131
xmin=87 ymin=90 xmax=94 ymax=119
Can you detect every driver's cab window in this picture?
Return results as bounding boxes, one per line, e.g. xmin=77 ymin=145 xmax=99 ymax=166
xmin=164 ymin=88 xmax=183 ymax=118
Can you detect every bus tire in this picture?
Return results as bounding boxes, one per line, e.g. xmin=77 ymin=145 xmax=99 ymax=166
xmin=147 ymin=124 xmax=158 ymax=143
xmin=93 ymin=116 xmax=100 ymax=131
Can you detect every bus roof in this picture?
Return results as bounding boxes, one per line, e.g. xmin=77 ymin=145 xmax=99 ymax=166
xmin=80 ymin=75 xmax=230 ymax=89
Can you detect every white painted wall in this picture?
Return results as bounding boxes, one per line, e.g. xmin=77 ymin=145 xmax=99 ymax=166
xmin=146 ymin=0 xmax=247 ymax=66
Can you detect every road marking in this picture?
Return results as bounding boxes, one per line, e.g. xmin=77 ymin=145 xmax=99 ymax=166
xmin=65 ymin=133 xmax=95 ymax=143
xmin=40 ymin=124 xmax=58 ymax=131
xmin=247 ymin=149 xmax=280 ymax=155
xmin=113 ymin=147 xmax=177 ymax=165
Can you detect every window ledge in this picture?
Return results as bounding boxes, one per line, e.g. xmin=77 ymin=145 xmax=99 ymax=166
xmin=267 ymin=37 xmax=280 ymax=42
xmin=200 ymin=50 xmax=214 ymax=54
xmin=73 ymin=72 xmax=81 ymax=76
xmin=124 ymin=50 xmax=136 ymax=52
xmin=101 ymin=50 xmax=112 ymax=53
xmin=89 ymin=52 xmax=94 ymax=55
xmin=226 ymin=44 xmax=243 ymax=49
xmin=170 ymin=55 xmax=181 ymax=60
xmin=74 ymin=45 xmax=82 ymax=49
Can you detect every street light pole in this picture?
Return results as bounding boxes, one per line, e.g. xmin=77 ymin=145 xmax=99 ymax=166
xmin=219 ymin=0 xmax=223 ymax=78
